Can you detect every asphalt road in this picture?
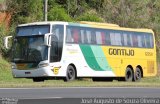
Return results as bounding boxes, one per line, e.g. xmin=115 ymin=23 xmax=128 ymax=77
xmin=0 ymin=87 xmax=160 ymax=98
xmin=0 ymin=87 xmax=160 ymax=104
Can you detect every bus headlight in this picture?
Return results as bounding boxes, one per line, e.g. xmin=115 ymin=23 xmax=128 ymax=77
xmin=38 ymin=63 xmax=49 ymax=68
xmin=11 ymin=64 xmax=17 ymax=69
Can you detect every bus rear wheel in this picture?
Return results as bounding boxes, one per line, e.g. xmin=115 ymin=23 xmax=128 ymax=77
xmin=125 ymin=67 xmax=133 ymax=82
xmin=134 ymin=67 xmax=142 ymax=82
xmin=64 ymin=65 xmax=76 ymax=82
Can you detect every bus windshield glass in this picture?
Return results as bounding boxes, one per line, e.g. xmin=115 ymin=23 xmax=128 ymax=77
xmin=17 ymin=25 xmax=50 ymax=36
xmin=12 ymin=35 xmax=48 ymax=63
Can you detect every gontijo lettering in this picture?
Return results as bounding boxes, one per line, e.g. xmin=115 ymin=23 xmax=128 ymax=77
xmin=109 ymin=48 xmax=134 ymax=56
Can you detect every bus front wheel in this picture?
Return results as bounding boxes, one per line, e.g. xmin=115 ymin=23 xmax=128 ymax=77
xmin=64 ymin=65 xmax=76 ymax=82
xmin=125 ymin=67 xmax=133 ymax=82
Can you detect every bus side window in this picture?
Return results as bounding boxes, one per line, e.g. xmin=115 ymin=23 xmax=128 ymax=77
xmin=132 ymin=33 xmax=138 ymax=47
xmin=146 ymin=34 xmax=149 ymax=48
xmin=86 ymin=30 xmax=91 ymax=44
xmin=66 ymin=28 xmax=73 ymax=43
xmin=91 ymin=30 xmax=96 ymax=44
xmin=110 ymin=31 xmax=115 ymax=45
xmin=78 ymin=28 xmax=82 ymax=43
xmin=110 ymin=31 xmax=121 ymax=46
xmin=123 ymin=33 xmax=128 ymax=46
xmin=137 ymin=33 xmax=142 ymax=47
xmin=101 ymin=32 xmax=106 ymax=45
xmin=73 ymin=29 xmax=79 ymax=43
xmin=105 ymin=31 xmax=111 ymax=45
xmin=146 ymin=34 xmax=153 ymax=48
xmin=121 ymin=32 xmax=124 ymax=46
xmin=96 ymin=31 xmax=103 ymax=45
xmin=141 ymin=34 xmax=145 ymax=47
xmin=115 ymin=32 xmax=122 ymax=46
xmin=81 ymin=29 xmax=88 ymax=44
xmin=127 ymin=34 xmax=133 ymax=47
xmin=150 ymin=35 xmax=154 ymax=48
xmin=80 ymin=29 xmax=86 ymax=44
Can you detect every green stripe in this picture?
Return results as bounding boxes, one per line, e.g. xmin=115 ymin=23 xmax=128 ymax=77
xmin=80 ymin=45 xmax=103 ymax=71
xmin=91 ymin=46 xmax=111 ymax=71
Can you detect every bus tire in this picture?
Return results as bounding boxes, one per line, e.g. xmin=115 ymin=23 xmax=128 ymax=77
xmin=64 ymin=65 xmax=76 ymax=82
xmin=33 ymin=78 xmax=44 ymax=82
xmin=134 ymin=67 xmax=142 ymax=82
xmin=125 ymin=67 xmax=133 ymax=82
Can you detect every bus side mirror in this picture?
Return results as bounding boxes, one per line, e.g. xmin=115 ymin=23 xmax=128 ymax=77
xmin=44 ymin=33 xmax=51 ymax=46
xmin=4 ymin=36 xmax=13 ymax=49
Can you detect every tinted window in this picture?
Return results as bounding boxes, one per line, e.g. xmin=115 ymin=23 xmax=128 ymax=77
xmin=17 ymin=25 xmax=50 ymax=36
xmin=137 ymin=33 xmax=143 ymax=47
xmin=50 ymin=25 xmax=64 ymax=62
xmin=146 ymin=33 xmax=154 ymax=48
xmin=66 ymin=25 xmax=154 ymax=48
xmin=105 ymin=31 xmax=111 ymax=45
xmin=110 ymin=31 xmax=122 ymax=46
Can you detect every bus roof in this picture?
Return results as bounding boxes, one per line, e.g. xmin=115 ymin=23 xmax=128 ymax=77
xmin=18 ymin=21 xmax=68 ymax=27
xmin=80 ymin=21 xmax=120 ymax=27
xmin=18 ymin=21 xmax=154 ymax=33
xmin=79 ymin=21 xmax=153 ymax=33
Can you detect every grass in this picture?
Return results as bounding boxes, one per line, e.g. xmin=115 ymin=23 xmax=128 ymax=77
xmin=1 ymin=77 xmax=160 ymax=88
xmin=1 ymin=57 xmax=160 ymax=88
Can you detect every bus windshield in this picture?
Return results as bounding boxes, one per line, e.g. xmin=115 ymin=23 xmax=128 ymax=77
xmin=17 ymin=25 xmax=50 ymax=36
xmin=12 ymin=35 xmax=48 ymax=63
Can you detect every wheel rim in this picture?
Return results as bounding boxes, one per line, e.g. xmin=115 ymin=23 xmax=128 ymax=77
xmin=67 ymin=69 xmax=74 ymax=80
xmin=135 ymin=69 xmax=141 ymax=80
xmin=126 ymin=71 xmax=132 ymax=80
xmin=125 ymin=68 xmax=133 ymax=81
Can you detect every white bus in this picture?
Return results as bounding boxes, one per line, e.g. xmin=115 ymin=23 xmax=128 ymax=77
xmin=5 ymin=21 xmax=157 ymax=82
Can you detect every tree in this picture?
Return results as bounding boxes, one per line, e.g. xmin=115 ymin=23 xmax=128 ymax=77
xmin=48 ymin=5 xmax=72 ymax=21
xmin=98 ymin=0 xmax=151 ymax=27
xmin=0 ymin=23 xmax=7 ymax=56
xmin=76 ymin=9 xmax=104 ymax=22
xmin=7 ymin=0 xmax=43 ymax=25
